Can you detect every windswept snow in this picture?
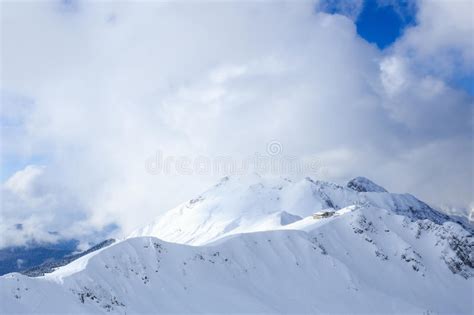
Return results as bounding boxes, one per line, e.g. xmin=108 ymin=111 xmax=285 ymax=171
xmin=1 ymin=176 xmax=473 ymax=314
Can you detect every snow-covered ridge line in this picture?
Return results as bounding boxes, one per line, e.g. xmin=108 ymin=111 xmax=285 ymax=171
xmin=131 ymin=175 xmax=471 ymax=245
xmin=1 ymin=205 xmax=472 ymax=314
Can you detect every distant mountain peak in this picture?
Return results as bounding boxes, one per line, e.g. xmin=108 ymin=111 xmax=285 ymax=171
xmin=347 ymin=176 xmax=388 ymax=193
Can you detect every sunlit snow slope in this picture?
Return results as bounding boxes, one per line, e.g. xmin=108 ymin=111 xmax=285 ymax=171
xmin=130 ymin=175 xmax=462 ymax=245
xmin=1 ymin=176 xmax=472 ymax=314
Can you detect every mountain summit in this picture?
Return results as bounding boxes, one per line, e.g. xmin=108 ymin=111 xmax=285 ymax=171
xmin=347 ymin=176 xmax=388 ymax=193
xmin=130 ymin=175 xmax=460 ymax=245
xmin=1 ymin=176 xmax=472 ymax=314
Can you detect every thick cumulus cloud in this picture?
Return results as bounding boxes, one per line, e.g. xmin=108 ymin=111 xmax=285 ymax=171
xmin=1 ymin=0 xmax=472 ymax=247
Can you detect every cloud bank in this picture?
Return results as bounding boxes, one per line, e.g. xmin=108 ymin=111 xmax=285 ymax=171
xmin=1 ymin=0 xmax=472 ymax=247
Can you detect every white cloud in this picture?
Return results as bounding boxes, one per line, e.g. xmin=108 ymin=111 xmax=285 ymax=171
xmin=380 ymin=56 xmax=410 ymax=95
xmin=391 ymin=0 xmax=474 ymax=78
xmin=4 ymin=165 xmax=45 ymax=197
xmin=0 ymin=0 xmax=472 ymax=247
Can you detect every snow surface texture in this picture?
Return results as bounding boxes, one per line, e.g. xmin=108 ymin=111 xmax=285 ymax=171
xmin=1 ymin=176 xmax=473 ymax=314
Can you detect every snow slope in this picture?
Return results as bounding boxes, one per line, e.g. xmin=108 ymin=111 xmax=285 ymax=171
xmin=1 ymin=176 xmax=473 ymax=314
xmin=130 ymin=175 xmax=461 ymax=245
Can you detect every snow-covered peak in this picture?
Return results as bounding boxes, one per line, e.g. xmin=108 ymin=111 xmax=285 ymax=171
xmin=130 ymin=175 xmax=467 ymax=245
xmin=347 ymin=176 xmax=388 ymax=193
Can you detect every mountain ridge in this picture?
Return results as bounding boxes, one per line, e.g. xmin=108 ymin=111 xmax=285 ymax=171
xmin=130 ymin=175 xmax=470 ymax=245
xmin=1 ymin=175 xmax=472 ymax=314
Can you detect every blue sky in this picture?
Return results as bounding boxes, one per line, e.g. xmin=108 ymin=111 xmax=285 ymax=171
xmin=320 ymin=0 xmax=417 ymax=48
xmin=354 ymin=0 xmax=416 ymax=49
xmin=321 ymin=0 xmax=473 ymax=95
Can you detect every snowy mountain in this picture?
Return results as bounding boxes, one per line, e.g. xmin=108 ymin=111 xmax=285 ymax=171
xmin=20 ymin=239 xmax=116 ymax=277
xmin=347 ymin=176 xmax=388 ymax=192
xmin=130 ymin=175 xmax=466 ymax=245
xmin=1 ymin=176 xmax=473 ymax=314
